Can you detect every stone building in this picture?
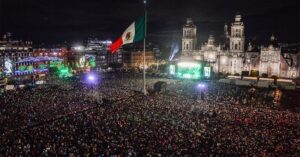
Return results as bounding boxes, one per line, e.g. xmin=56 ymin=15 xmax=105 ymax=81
xmin=259 ymin=35 xmax=281 ymax=77
xmin=178 ymin=15 xmax=299 ymax=78
xmin=182 ymin=18 xmax=197 ymax=56
xmin=123 ymin=50 xmax=156 ymax=69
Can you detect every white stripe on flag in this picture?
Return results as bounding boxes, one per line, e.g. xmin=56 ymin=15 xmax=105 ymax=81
xmin=122 ymin=22 xmax=135 ymax=45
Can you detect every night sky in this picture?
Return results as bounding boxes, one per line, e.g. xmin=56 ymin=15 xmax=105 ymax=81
xmin=0 ymin=0 xmax=299 ymax=46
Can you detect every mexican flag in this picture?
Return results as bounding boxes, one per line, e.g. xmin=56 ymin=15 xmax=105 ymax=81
xmin=109 ymin=16 xmax=146 ymax=53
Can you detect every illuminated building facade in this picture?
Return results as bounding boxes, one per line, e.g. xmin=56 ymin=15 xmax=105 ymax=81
xmin=259 ymin=35 xmax=281 ymax=77
xmin=14 ymin=56 xmax=63 ymax=78
xmin=85 ymin=39 xmax=111 ymax=69
xmin=72 ymin=39 xmax=123 ymax=70
xmin=0 ymin=33 xmax=33 ymax=77
xmin=179 ymin=15 xmax=300 ymax=78
xmin=33 ymin=48 xmax=68 ymax=59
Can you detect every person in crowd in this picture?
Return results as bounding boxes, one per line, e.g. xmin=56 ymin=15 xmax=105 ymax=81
xmin=0 ymin=72 xmax=299 ymax=156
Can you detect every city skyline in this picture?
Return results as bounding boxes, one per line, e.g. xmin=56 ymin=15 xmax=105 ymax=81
xmin=0 ymin=0 xmax=299 ymax=45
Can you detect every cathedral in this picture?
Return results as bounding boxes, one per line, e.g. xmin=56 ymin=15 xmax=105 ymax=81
xmin=179 ymin=14 xmax=299 ymax=78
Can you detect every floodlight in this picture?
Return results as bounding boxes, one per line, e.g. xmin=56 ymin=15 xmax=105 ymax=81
xmin=88 ymin=75 xmax=95 ymax=81
xmin=85 ymin=73 xmax=98 ymax=84
xmin=198 ymin=83 xmax=206 ymax=89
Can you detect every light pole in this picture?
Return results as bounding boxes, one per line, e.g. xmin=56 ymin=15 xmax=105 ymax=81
xmin=142 ymin=0 xmax=147 ymax=95
xmin=197 ymin=83 xmax=206 ymax=100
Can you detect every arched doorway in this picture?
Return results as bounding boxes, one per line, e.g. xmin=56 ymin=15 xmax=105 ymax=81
xmin=267 ymin=67 xmax=272 ymax=77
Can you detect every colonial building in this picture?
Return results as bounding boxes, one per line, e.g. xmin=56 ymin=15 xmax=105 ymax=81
xmin=72 ymin=39 xmax=123 ymax=70
xmin=178 ymin=15 xmax=300 ymax=78
xmin=123 ymin=50 xmax=157 ymax=69
xmin=0 ymin=33 xmax=33 ymax=77
xmin=259 ymin=35 xmax=281 ymax=77
xmin=182 ymin=18 xmax=197 ymax=56
xmin=33 ymin=48 xmax=68 ymax=59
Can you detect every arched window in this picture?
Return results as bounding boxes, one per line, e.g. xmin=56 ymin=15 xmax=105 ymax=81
xmin=235 ymin=44 xmax=238 ymax=50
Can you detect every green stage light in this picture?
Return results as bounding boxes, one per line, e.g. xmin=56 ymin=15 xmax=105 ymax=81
xmin=58 ymin=65 xmax=72 ymax=78
xmin=89 ymin=57 xmax=96 ymax=68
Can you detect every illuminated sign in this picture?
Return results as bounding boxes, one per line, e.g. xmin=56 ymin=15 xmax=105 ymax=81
xmin=27 ymin=65 xmax=34 ymax=72
xmin=18 ymin=65 xmax=26 ymax=71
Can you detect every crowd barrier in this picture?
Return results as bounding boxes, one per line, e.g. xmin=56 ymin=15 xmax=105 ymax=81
xmin=219 ymin=78 xmax=296 ymax=90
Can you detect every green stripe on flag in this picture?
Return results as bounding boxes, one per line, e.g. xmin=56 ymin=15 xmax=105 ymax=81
xmin=133 ymin=16 xmax=145 ymax=42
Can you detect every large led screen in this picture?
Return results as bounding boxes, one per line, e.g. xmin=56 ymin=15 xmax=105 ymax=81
xmin=204 ymin=66 xmax=211 ymax=78
xmin=176 ymin=62 xmax=202 ymax=79
xmin=169 ymin=65 xmax=176 ymax=75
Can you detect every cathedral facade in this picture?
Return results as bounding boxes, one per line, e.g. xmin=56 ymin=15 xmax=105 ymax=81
xmin=179 ymin=15 xmax=300 ymax=78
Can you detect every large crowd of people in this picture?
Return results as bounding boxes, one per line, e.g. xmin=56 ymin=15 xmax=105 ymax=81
xmin=0 ymin=73 xmax=299 ymax=156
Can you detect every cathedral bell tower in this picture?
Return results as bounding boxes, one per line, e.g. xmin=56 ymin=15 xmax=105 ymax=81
xmin=229 ymin=14 xmax=245 ymax=53
xmin=182 ymin=18 xmax=197 ymax=56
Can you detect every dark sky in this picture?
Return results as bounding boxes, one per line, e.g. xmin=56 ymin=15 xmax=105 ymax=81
xmin=0 ymin=0 xmax=299 ymax=46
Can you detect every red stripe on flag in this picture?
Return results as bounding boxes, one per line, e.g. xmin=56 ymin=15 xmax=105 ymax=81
xmin=109 ymin=37 xmax=123 ymax=53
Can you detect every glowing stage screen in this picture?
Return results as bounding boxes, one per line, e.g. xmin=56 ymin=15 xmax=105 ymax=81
xmin=176 ymin=62 xmax=202 ymax=79
xmin=204 ymin=66 xmax=211 ymax=78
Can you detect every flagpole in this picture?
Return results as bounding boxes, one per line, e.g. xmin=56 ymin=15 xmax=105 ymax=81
xmin=143 ymin=0 xmax=147 ymax=95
